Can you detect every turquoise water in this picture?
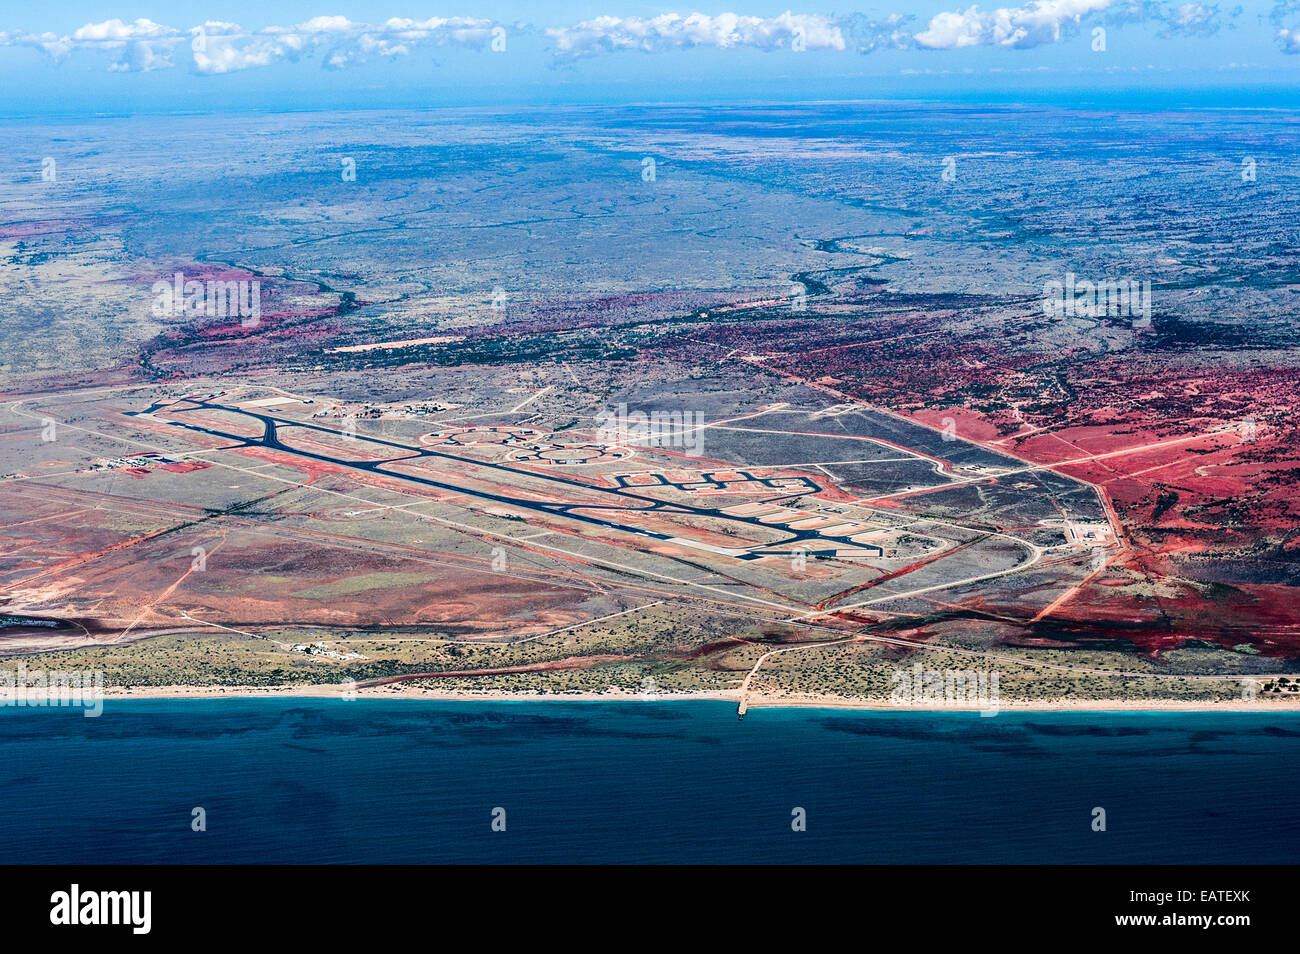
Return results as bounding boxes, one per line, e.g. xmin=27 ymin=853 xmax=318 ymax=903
xmin=2 ymin=700 xmax=1297 ymax=864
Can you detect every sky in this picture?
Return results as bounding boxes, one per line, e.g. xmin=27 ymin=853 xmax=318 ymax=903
xmin=1 ymin=1 xmax=1298 ymax=114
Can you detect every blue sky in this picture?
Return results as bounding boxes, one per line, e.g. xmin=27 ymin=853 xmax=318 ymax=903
xmin=1 ymin=2 xmax=1297 ymax=113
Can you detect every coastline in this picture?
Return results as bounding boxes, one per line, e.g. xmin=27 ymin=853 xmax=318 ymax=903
xmin=70 ymin=684 xmax=1300 ymax=713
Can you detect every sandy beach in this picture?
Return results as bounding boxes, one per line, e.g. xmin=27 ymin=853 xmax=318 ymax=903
xmin=79 ymin=683 xmax=1300 ymax=713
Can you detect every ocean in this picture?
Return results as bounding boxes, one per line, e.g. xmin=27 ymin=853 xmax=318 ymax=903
xmin=2 ymin=700 xmax=1297 ymax=864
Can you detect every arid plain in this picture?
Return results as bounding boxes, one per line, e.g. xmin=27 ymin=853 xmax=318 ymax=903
xmin=2 ymin=103 xmax=1298 ymax=710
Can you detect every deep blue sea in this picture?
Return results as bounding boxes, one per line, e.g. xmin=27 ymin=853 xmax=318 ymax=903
xmin=2 ymin=700 xmax=1297 ymax=864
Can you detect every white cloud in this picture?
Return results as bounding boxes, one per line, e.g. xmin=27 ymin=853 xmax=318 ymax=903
xmin=17 ymin=31 xmax=75 ymax=60
xmin=914 ymin=0 xmax=1112 ymax=49
xmin=195 ymin=15 xmax=497 ymax=73
xmin=3 ymin=18 xmax=184 ymax=70
xmin=192 ymin=35 xmax=293 ymax=75
xmin=1149 ymin=2 xmax=1227 ymax=37
xmin=1 ymin=14 xmax=498 ymax=73
xmin=64 ymin=18 xmax=182 ymax=71
xmin=0 ymin=5 xmax=1272 ymax=72
xmin=1171 ymin=2 xmax=1214 ymax=26
xmin=320 ymin=16 xmax=495 ymax=69
xmin=108 ymin=41 xmax=176 ymax=73
xmin=544 ymin=12 xmax=845 ymax=58
xmin=845 ymin=12 xmax=916 ymax=52
xmin=1273 ymin=0 xmax=1300 ymax=52
xmin=71 ymin=18 xmax=176 ymax=44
